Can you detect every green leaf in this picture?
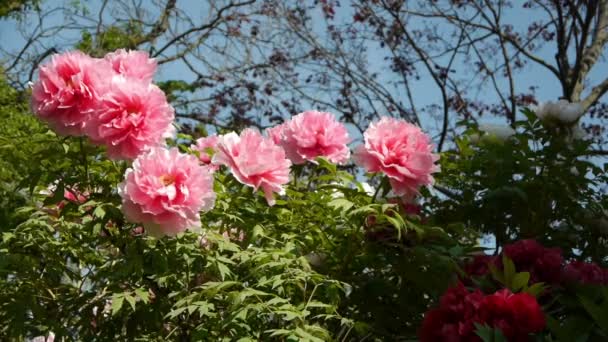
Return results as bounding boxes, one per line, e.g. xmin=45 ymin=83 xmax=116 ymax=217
xmin=252 ymin=224 xmax=265 ymax=238
xmin=524 ymin=282 xmax=545 ymax=297
xmin=578 ymin=294 xmax=608 ymax=334
xmin=315 ymin=157 xmax=337 ymax=174
xmin=165 ymin=307 xmax=187 ymax=319
xmin=125 ymin=294 xmax=136 ymax=311
xmin=111 ymin=295 xmax=124 ymax=316
xmin=547 ymin=314 xmax=593 ymax=342
xmin=135 ymin=288 xmax=149 ymax=304
xmin=93 ymin=205 xmax=106 ymax=219
xmin=43 ymin=183 xmax=65 ymax=206
xmin=294 ymin=327 xmax=325 ymax=342
xmin=488 ymin=263 xmax=505 ymax=284
xmin=511 ymin=272 xmax=530 ymax=292
xmin=216 ymin=262 xmax=231 ymax=281
xmin=328 ymin=198 xmax=353 ymax=213
xmin=474 ymin=323 xmax=507 ymax=342
xmin=502 ymin=255 xmax=516 ymax=287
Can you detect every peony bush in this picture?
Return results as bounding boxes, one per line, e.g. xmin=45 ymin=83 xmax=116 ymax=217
xmin=0 ymin=49 xmax=606 ymax=341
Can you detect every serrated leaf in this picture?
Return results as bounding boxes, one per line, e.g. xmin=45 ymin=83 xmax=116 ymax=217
xmin=328 ymin=198 xmax=353 ymax=213
xmin=165 ymin=306 xmax=187 ymax=319
xmin=295 ymin=327 xmax=325 ymax=342
xmin=252 ymin=224 xmax=265 ymax=237
xmin=135 ymin=288 xmax=149 ymax=304
xmin=216 ymin=262 xmax=231 ymax=281
xmin=93 ymin=206 xmax=106 ymax=219
xmin=125 ymin=294 xmax=136 ymax=311
xmin=111 ymin=295 xmax=124 ymax=316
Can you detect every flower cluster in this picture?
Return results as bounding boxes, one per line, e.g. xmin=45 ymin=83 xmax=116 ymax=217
xmin=31 ymin=49 xmax=174 ymax=160
xmin=31 ymin=50 xmax=442 ymax=235
xmin=30 ymin=50 xmax=219 ymax=236
xmin=419 ymin=283 xmax=545 ymax=342
xmin=464 ymin=239 xmax=608 ymax=286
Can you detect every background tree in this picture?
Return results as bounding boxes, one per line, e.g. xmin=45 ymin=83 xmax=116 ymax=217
xmin=1 ymin=1 xmax=607 ymax=341
xmin=2 ymin=0 xmax=607 ymax=142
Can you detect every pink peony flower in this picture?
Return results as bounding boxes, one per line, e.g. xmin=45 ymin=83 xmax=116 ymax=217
xmin=212 ymin=129 xmax=291 ymax=205
xmin=191 ymin=135 xmax=219 ymax=170
xmin=85 ymin=76 xmax=175 ymax=160
xmin=353 ymin=117 xmax=439 ymax=198
xmin=104 ymin=49 xmax=157 ymax=83
xmin=118 ymin=147 xmax=216 ymax=237
xmin=265 ymin=122 xmax=287 ymax=145
xmin=63 ymin=189 xmax=88 ymax=203
xmin=31 ymin=51 xmax=110 ymax=136
xmin=279 ymin=111 xmax=351 ymax=164
xmin=57 ymin=187 xmax=90 ymax=212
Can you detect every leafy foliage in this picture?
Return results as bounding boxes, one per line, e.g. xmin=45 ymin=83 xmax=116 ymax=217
xmin=0 ymin=67 xmax=607 ymax=341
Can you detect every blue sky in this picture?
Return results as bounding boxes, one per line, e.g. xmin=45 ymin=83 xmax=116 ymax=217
xmin=1 ymin=0 xmax=605 ymax=136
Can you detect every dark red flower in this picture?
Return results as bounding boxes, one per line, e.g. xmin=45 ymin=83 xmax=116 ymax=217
xmin=419 ymin=283 xmax=483 ymax=342
xmin=508 ymin=292 xmax=546 ymax=333
xmin=420 ymin=284 xmax=546 ymax=342
xmin=464 ymin=254 xmax=498 ymax=277
xmin=478 ymin=289 xmax=545 ymax=340
xmin=562 ymin=261 xmax=608 ymax=285
xmin=503 ymin=239 xmax=563 ymax=283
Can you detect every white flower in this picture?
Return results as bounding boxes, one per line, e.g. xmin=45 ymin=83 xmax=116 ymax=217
xmin=305 ymin=252 xmax=326 ymax=267
xmin=478 ymin=124 xmax=516 ymax=141
xmin=534 ymin=100 xmax=584 ymax=124
xmin=468 ymin=133 xmax=481 ymax=144
xmin=571 ymin=125 xmax=587 ymax=140
xmin=570 ymin=166 xmax=579 ymax=176
xmin=325 ymin=181 xmax=345 ymax=199
xmin=29 ymin=333 xmax=54 ymax=342
xmin=360 ymin=182 xmax=375 ymax=196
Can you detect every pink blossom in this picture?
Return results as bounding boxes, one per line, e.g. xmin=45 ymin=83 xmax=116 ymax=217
xmin=191 ymin=135 xmax=219 ymax=170
xmin=265 ymin=122 xmax=287 ymax=145
xmin=105 ymin=49 xmax=157 ymax=83
xmin=280 ymin=111 xmax=351 ymax=164
xmin=63 ymin=189 xmax=87 ymax=203
xmin=85 ymin=76 xmax=175 ymax=160
xmin=30 ymin=51 xmax=110 ymax=136
xmin=118 ymin=147 xmax=216 ymax=237
xmin=354 ymin=117 xmax=439 ymax=198
xmin=57 ymin=187 xmax=90 ymax=212
xmin=212 ymin=129 xmax=291 ymax=205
